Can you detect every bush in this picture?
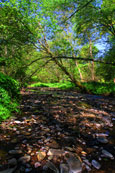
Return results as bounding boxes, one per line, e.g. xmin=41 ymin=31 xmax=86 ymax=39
xmin=0 ymin=72 xmax=20 ymax=98
xmin=0 ymin=73 xmax=20 ymax=121
xmin=0 ymin=105 xmax=10 ymax=121
xmin=83 ymin=82 xmax=115 ymax=95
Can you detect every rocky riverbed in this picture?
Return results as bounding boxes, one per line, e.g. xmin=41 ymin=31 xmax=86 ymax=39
xmin=0 ymin=87 xmax=115 ymax=173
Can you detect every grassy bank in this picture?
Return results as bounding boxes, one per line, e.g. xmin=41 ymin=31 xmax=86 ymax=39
xmin=29 ymin=81 xmax=115 ymax=96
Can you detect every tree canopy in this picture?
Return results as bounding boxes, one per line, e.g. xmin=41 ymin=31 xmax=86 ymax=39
xmin=0 ymin=0 xmax=115 ymax=87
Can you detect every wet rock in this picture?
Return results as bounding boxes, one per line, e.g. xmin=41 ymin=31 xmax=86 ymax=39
xmin=83 ymin=159 xmax=91 ymax=166
xmin=65 ymin=152 xmax=82 ymax=173
xmin=9 ymin=150 xmax=22 ymax=154
xmin=91 ymin=160 xmax=101 ymax=170
xmin=0 ymin=166 xmax=17 ymax=173
xmin=47 ymin=149 xmax=65 ymax=157
xmin=25 ymin=168 xmax=32 ymax=172
xmin=60 ymin=164 xmax=69 ymax=173
xmin=97 ymin=137 xmax=108 ymax=144
xmin=16 ymin=131 xmax=20 ymax=135
xmin=34 ymin=162 xmax=41 ymax=168
xmin=8 ymin=158 xmax=17 ymax=166
xmin=102 ymin=150 xmax=114 ymax=160
xmin=47 ymin=140 xmax=60 ymax=149
xmin=44 ymin=161 xmax=59 ymax=173
xmin=37 ymin=151 xmax=46 ymax=161
xmin=13 ymin=127 xmax=17 ymax=131
xmin=18 ymin=155 xmax=31 ymax=163
xmin=96 ymin=133 xmax=109 ymax=137
xmin=14 ymin=120 xmax=21 ymax=124
xmin=85 ymin=164 xmax=91 ymax=172
xmin=11 ymin=138 xmax=18 ymax=144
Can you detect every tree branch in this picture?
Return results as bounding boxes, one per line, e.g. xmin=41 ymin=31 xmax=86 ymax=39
xmin=46 ymin=56 xmax=115 ymax=66
xmin=61 ymin=0 xmax=94 ymax=23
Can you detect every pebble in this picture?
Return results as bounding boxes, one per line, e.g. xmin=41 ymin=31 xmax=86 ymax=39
xmin=60 ymin=164 xmax=69 ymax=173
xmin=9 ymin=150 xmax=22 ymax=154
xmin=34 ymin=162 xmax=41 ymax=168
xmin=85 ymin=164 xmax=91 ymax=172
xmin=0 ymin=166 xmax=17 ymax=173
xmin=47 ymin=149 xmax=65 ymax=157
xmin=83 ymin=159 xmax=91 ymax=166
xmin=37 ymin=151 xmax=46 ymax=161
xmin=96 ymin=133 xmax=109 ymax=137
xmin=44 ymin=161 xmax=59 ymax=173
xmin=8 ymin=158 xmax=17 ymax=165
xmin=91 ymin=160 xmax=101 ymax=169
xmin=14 ymin=120 xmax=21 ymax=124
xmin=97 ymin=137 xmax=108 ymax=144
xmin=102 ymin=150 xmax=114 ymax=160
xmin=18 ymin=155 xmax=31 ymax=163
xmin=25 ymin=168 xmax=32 ymax=172
xmin=65 ymin=152 xmax=82 ymax=173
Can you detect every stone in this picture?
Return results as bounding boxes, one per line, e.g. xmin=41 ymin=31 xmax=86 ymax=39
xmin=34 ymin=162 xmax=41 ymax=168
xmin=102 ymin=150 xmax=114 ymax=160
xmin=45 ymin=161 xmax=59 ymax=173
xmin=65 ymin=152 xmax=82 ymax=173
xmin=8 ymin=158 xmax=17 ymax=166
xmin=37 ymin=151 xmax=46 ymax=161
xmin=0 ymin=166 xmax=17 ymax=173
xmin=91 ymin=160 xmax=101 ymax=170
xmin=83 ymin=159 xmax=91 ymax=166
xmin=96 ymin=133 xmax=109 ymax=137
xmin=97 ymin=137 xmax=108 ymax=144
xmin=47 ymin=140 xmax=59 ymax=149
xmin=85 ymin=165 xmax=91 ymax=172
xmin=47 ymin=149 xmax=65 ymax=157
xmin=60 ymin=164 xmax=69 ymax=173
xmin=11 ymin=138 xmax=18 ymax=144
xmin=9 ymin=150 xmax=22 ymax=154
xmin=14 ymin=120 xmax=21 ymax=124
xmin=18 ymin=155 xmax=31 ymax=163
xmin=16 ymin=131 xmax=20 ymax=135
xmin=25 ymin=168 xmax=32 ymax=172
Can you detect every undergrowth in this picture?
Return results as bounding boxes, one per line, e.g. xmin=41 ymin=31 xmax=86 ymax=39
xmin=0 ymin=73 xmax=20 ymax=121
xmin=29 ymin=81 xmax=115 ymax=95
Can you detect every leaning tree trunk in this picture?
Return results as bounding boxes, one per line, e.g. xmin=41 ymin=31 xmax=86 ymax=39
xmin=52 ymin=57 xmax=87 ymax=91
xmin=38 ymin=36 xmax=88 ymax=92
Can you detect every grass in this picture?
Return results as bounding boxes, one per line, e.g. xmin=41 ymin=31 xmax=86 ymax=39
xmin=29 ymin=82 xmax=76 ymax=89
xmin=29 ymin=81 xmax=115 ymax=96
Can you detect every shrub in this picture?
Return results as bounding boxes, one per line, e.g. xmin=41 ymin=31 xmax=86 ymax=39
xmin=0 ymin=104 xmax=10 ymax=121
xmin=0 ymin=73 xmax=20 ymax=121
xmin=0 ymin=72 xmax=20 ymax=98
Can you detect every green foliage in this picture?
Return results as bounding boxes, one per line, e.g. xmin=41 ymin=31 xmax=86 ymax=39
xmin=29 ymin=81 xmax=75 ymax=89
xmin=0 ymin=72 xmax=20 ymax=98
xmin=0 ymin=105 xmax=10 ymax=121
xmin=0 ymin=73 xmax=20 ymax=121
xmin=29 ymin=81 xmax=115 ymax=96
xmin=0 ymin=0 xmax=114 ymax=94
xmin=83 ymin=82 xmax=115 ymax=95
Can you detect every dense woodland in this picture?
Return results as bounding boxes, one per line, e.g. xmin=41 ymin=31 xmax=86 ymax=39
xmin=0 ymin=0 xmax=115 ymax=118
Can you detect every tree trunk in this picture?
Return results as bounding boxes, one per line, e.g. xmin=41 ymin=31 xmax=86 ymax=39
xmin=89 ymin=38 xmax=95 ymax=81
xmin=53 ymin=57 xmax=86 ymax=91
xmin=75 ymin=60 xmax=83 ymax=81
